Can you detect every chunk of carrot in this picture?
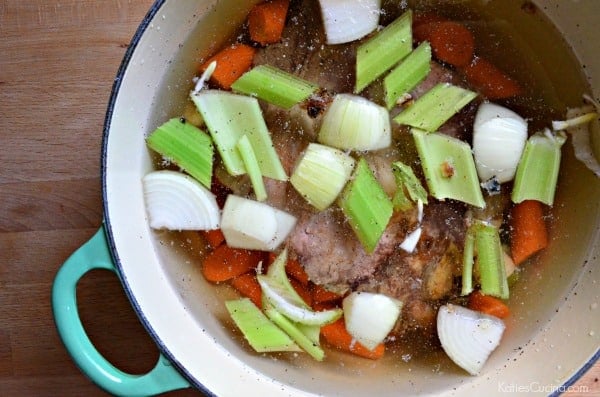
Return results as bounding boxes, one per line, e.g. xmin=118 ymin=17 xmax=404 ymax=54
xmin=199 ymin=44 xmax=256 ymax=90
xmin=202 ymin=244 xmax=265 ymax=282
xmin=312 ymin=301 xmax=337 ymax=312
xmin=413 ymin=13 xmax=447 ymax=46
xmin=285 ymin=258 xmax=310 ymax=286
xmin=311 ymin=284 xmax=343 ymax=305
xmin=413 ymin=22 xmax=438 ymax=45
xmin=427 ymin=21 xmax=475 ymax=68
xmin=202 ymin=229 xmax=225 ymax=249
xmin=509 ymin=200 xmax=549 ymax=265
xmin=267 ymin=253 xmax=310 ymax=286
xmin=290 ymin=278 xmax=313 ymax=307
xmin=321 ymin=319 xmax=385 ymax=360
xmin=468 ymin=290 xmax=510 ymax=319
xmin=248 ymin=0 xmax=289 ymax=46
xmin=462 ymin=56 xmax=522 ymax=99
xmin=230 ymin=273 xmax=263 ymax=308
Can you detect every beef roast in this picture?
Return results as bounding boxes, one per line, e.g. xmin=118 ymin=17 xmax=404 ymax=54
xmin=289 ymin=209 xmax=417 ymax=288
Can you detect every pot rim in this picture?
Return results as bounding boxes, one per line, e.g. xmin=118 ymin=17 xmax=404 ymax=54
xmin=98 ymin=1 xmax=600 ymax=395
xmin=100 ymin=0 xmax=212 ymax=394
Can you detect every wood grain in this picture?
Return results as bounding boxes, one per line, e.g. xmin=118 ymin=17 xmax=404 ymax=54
xmin=0 ymin=1 xmax=200 ymax=395
xmin=0 ymin=0 xmax=597 ymax=396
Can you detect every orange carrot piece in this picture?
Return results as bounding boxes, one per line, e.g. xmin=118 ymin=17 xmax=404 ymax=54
xmin=230 ymin=273 xmax=263 ymax=308
xmin=285 ymin=258 xmax=310 ymax=286
xmin=468 ymin=290 xmax=510 ymax=319
xmin=199 ymin=44 xmax=256 ymax=90
xmin=312 ymin=301 xmax=338 ymax=312
xmin=462 ymin=56 xmax=522 ymax=99
xmin=202 ymin=244 xmax=265 ymax=282
xmin=413 ymin=22 xmax=439 ymax=44
xmin=248 ymin=0 xmax=289 ymax=45
xmin=267 ymin=253 xmax=310 ymax=286
xmin=413 ymin=13 xmax=447 ymax=44
xmin=428 ymin=21 xmax=475 ymax=68
xmin=321 ymin=319 xmax=385 ymax=360
xmin=510 ymin=200 xmax=549 ymax=265
xmin=290 ymin=278 xmax=313 ymax=307
xmin=311 ymin=284 xmax=343 ymax=305
xmin=202 ymin=229 xmax=225 ymax=249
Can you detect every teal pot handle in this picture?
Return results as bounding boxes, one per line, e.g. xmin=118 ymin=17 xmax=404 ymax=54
xmin=52 ymin=226 xmax=191 ymax=396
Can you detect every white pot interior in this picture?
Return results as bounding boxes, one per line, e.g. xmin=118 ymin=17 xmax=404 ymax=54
xmin=103 ymin=0 xmax=600 ymax=395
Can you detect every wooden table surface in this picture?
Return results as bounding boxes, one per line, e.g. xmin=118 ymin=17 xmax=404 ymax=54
xmin=0 ymin=1 xmax=598 ymax=396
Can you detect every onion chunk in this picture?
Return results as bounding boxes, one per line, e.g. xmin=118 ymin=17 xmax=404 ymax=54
xmin=472 ymin=102 xmax=528 ymax=183
xmin=142 ymin=170 xmax=220 ymax=231
xmin=318 ymin=94 xmax=391 ymax=152
xmin=221 ymin=195 xmax=296 ymax=251
xmin=437 ymin=304 xmax=505 ymax=375
xmin=343 ymin=291 xmax=402 ymax=351
xmin=318 ymin=0 xmax=381 ymax=45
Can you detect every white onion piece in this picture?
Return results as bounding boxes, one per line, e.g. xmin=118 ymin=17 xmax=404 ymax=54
xmin=318 ymin=94 xmax=391 ymax=151
xmin=258 ymin=275 xmax=342 ymax=326
xmin=221 ymin=195 xmax=296 ymax=251
xmin=318 ymin=0 xmax=381 ymax=45
xmin=472 ymin=102 xmax=528 ymax=183
xmin=399 ymin=227 xmax=422 ymax=253
xmin=142 ymin=170 xmax=220 ymax=231
xmin=191 ymin=60 xmax=216 ymax=95
xmin=343 ymin=292 xmax=402 ymax=350
xmin=437 ymin=304 xmax=506 ymax=376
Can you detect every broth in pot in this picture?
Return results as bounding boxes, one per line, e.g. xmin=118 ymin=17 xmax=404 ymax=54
xmin=133 ymin=0 xmax=599 ymax=394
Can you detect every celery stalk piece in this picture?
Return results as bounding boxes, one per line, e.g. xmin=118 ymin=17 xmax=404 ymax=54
xmin=391 ymin=161 xmax=428 ymax=211
xmin=474 ymin=222 xmax=509 ymax=299
xmin=355 ymin=10 xmax=413 ymax=93
xmin=412 ymin=129 xmax=485 ymax=208
xmin=225 ymin=298 xmax=301 ymax=353
xmin=394 ymin=83 xmax=477 ymax=132
xmin=295 ymin=322 xmax=321 ymax=346
xmin=461 ymin=221 xmax=508 ymax=298
xmin=461 ymin=228 xmax=475 ymax=296
xmin=263 ymin=300 xmax=325 ymax=361
xmin=231 ymin=65 xmax=319 ymax=109
xmin=338 ymin=158 xmax=394 ymax=253
xmin=191 ymin=90 xmax=287 ymax=181
xmin=392 ymin=185 xmax=412 ymax=212
xmin=511 ymin=131 xmax=566 ymax=205
xmin=384 ymin=41 xmax=432 ymax=109
xmin=146 ymin=118 xmax=214 ymax=189
xmin=318 ymin=94 xmax=391 ymax=151
xmin=290 ymin=143 xmax=356 ymax=210
xmin=236 ymin=135 xmax=267 ymax=201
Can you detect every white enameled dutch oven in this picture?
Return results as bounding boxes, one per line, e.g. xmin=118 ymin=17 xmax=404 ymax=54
xmin=52 ymin=0 xmax=600 ymax=396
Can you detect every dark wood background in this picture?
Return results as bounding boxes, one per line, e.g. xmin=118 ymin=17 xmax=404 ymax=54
xmin=0 ymin=0 xmax=597 ymax=395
